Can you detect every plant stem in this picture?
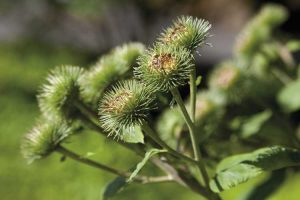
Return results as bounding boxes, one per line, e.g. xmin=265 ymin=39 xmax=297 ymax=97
xmin=271 ymin=68 xmax=292 ymax=85
xmin=278 ymin=42 xmax=296 ymax=70
xmin=190 ymin=68 xmax=197 ymax=122
xmin=56 ymin=145 xmax=172 ymax=184
xmin=170 ymin=88 xmax=210 ymax=188
xmin=73 ymin=100 xmax=215 ymax=196
xmin=56 ymin=145 xmax=128 ymax=176
xmin=73 ymin=100 xmax=218 ymax=198
xmin=141 ymin=123 xmax=198 ymax=165
xmin=74 ymin=100 xmax=101 ymax=127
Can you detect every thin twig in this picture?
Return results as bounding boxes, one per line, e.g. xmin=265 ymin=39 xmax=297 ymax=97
xmin=190 ymin=68 xmax=197 ymax=122
xmin=141 ymin=123 xmax=198 ymax=165
xmin=56 ymin=145 xmax=172 ymax=184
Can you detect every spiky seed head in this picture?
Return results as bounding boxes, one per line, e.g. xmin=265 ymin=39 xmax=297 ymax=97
xmin=98 ymin=80 xmax=155 ymax=139
xmin=79 ymin=43 xmax=145 ymax=107
xmin=38 ymin=66 xmax=84 ymax=119
xmin=209 ymin=63 xmax=240 ymax=91
xmin=194 ymin=91 xmax=224 ymax=121
xmin=156 ymin=107 xmax=183 ymax=149
xmin=158 ymin=16 xmax=211 ymax=50
xmin=114 ymin=42 xmax=146 ymax=66
xmin=195 ymin=97 xmax=214 ymax=120
xmin=194 ymin=91 xmax=225 ymax=136
xmin=21 ymin=119 xmax=72 ymax=163
xmin=134 ymin=45 xmax=194 ymax=91
xmin=209 ymin=61 xmax=250 ymax=103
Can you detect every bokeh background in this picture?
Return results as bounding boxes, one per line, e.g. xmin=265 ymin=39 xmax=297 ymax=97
xmin=1 ymin=0 xmax=300 ymax=199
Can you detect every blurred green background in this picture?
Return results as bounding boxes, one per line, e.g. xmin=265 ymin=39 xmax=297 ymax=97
xmin=1 ymin=0 xmax=300 ymax=199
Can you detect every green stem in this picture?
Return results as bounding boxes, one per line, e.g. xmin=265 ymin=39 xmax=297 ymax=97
xmin=278 ymin=42 xmax=296 ymax=69
xmin=74 ymin=101 xmax=217 ymax=197
xmin=56 ymin=145 xmax=128 ymax=176
xmin=190 ymin=68 xmax=197 ymax=122
xmin=141 ymin=123 xmax=198 ymax=165
xmin=73 ymin=100 xmax=213 ymax=196
xmin=74 ymin=100 xmax=101 ymax=127
xmin=271 ymin=68 xmax=292 ymax=85
xmin=170 ymin=88 xmax=210 ymax=188
xmin=56 ymin=146 xmax=172 ymax=184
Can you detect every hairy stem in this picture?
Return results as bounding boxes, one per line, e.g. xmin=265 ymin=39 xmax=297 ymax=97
xmin=190 ymin=68 xmax=197 ymax=122
xmin=170 ymin=88 xmax=210 ymax=187
xmin=56 ymin=145 xmax=172 ymax=184
xmin=141 ymin=123 xmax=198 ymax=165
xmin=74 ymin=100 xmax=101 ymax=127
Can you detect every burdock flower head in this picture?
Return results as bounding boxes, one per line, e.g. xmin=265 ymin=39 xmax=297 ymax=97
xmin=209 ymin=61 xmax=249 ymax=103
xmin=21 ymin=119 xmax=72 ymax=163
xmin=98 ymin=80 xmax=155 ymax=139
xmin=79 ymin=43 xmax=145 ymax=106
xmin=158 ymin=16 xmax=211 ymax=50
xmin=134 ymin=45 xmax=194 ymax=91
xmin=38 ymin=65 xmax=84 ymax=119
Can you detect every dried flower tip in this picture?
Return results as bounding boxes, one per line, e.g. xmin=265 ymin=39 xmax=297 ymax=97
xmin=38 ymin=66 xmax=84 ymax=119
xmin=159 ymin=16 xmax=211 ymax=50
xmin=134 ymin=45 xmax=194 ymax=91
xmin=79 ymin=43 xmax=145 ymax=106
xmin=99 ymin=80 xmax=155 ymax=139
xmin=21 ymin=119 xmax=72 ymax=163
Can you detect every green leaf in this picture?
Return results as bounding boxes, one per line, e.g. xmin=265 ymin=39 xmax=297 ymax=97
xmin=240 ymin=110 xmax=272 ymax=138
xmin=122 ymin=125 xmax=144 ymax=144
xmin=210 ymin=146 xmax=300 ymax=193
xmin=277 ymin=79 xmax=300 ymax=113
xmin=103 ymin=176 xmax=127 ymax=200
xmin=243 ymin=169 xmax=285 ymax=200
xmin=127 ymin=148 xmax=167 ymax=182
xmin=196 ymin=75 xmax=202 ymax=86
xmin=286 ymin=40 xmax=300 ymax=52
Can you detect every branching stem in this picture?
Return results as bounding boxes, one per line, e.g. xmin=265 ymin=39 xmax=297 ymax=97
xmin=170 ymin=88 xmax=210 ymax=187
xmin=56 ymin=145 xmax=172 ymax=184
xmin=141 ymin=123 xmax=198 ymax=165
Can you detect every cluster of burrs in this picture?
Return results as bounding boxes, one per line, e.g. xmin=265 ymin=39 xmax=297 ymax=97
xmin=21 ymin=15 xmax=219 ymax=199
xmin=21 ymin=14 xmax=212 ymax=161
xmin=20 ymin=4 xmax=300 ymax=199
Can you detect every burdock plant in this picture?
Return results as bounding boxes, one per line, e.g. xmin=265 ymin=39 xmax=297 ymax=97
xmin=22 ymin=4 xmax=300 ymax=200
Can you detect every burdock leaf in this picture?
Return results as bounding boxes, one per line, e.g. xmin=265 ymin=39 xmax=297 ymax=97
xmin=286 ymin=40 xmax=300 ymax=52
xmin=122 ymin=125 xmax=144 ymax=144
xmin=210 ymin=146 xmax=300 ymax=193
xmin=243 ymin=169 xmax=285 ymax=200
xmin=127 ymin=148 xmax=167 ymax=182
xmin=240 ymin=110 xmax=272 ymax=138
xmin=277 ymin=79 xmax=300 ymax=113
xmin=196 ymin=75 xmax=202 ymax=86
